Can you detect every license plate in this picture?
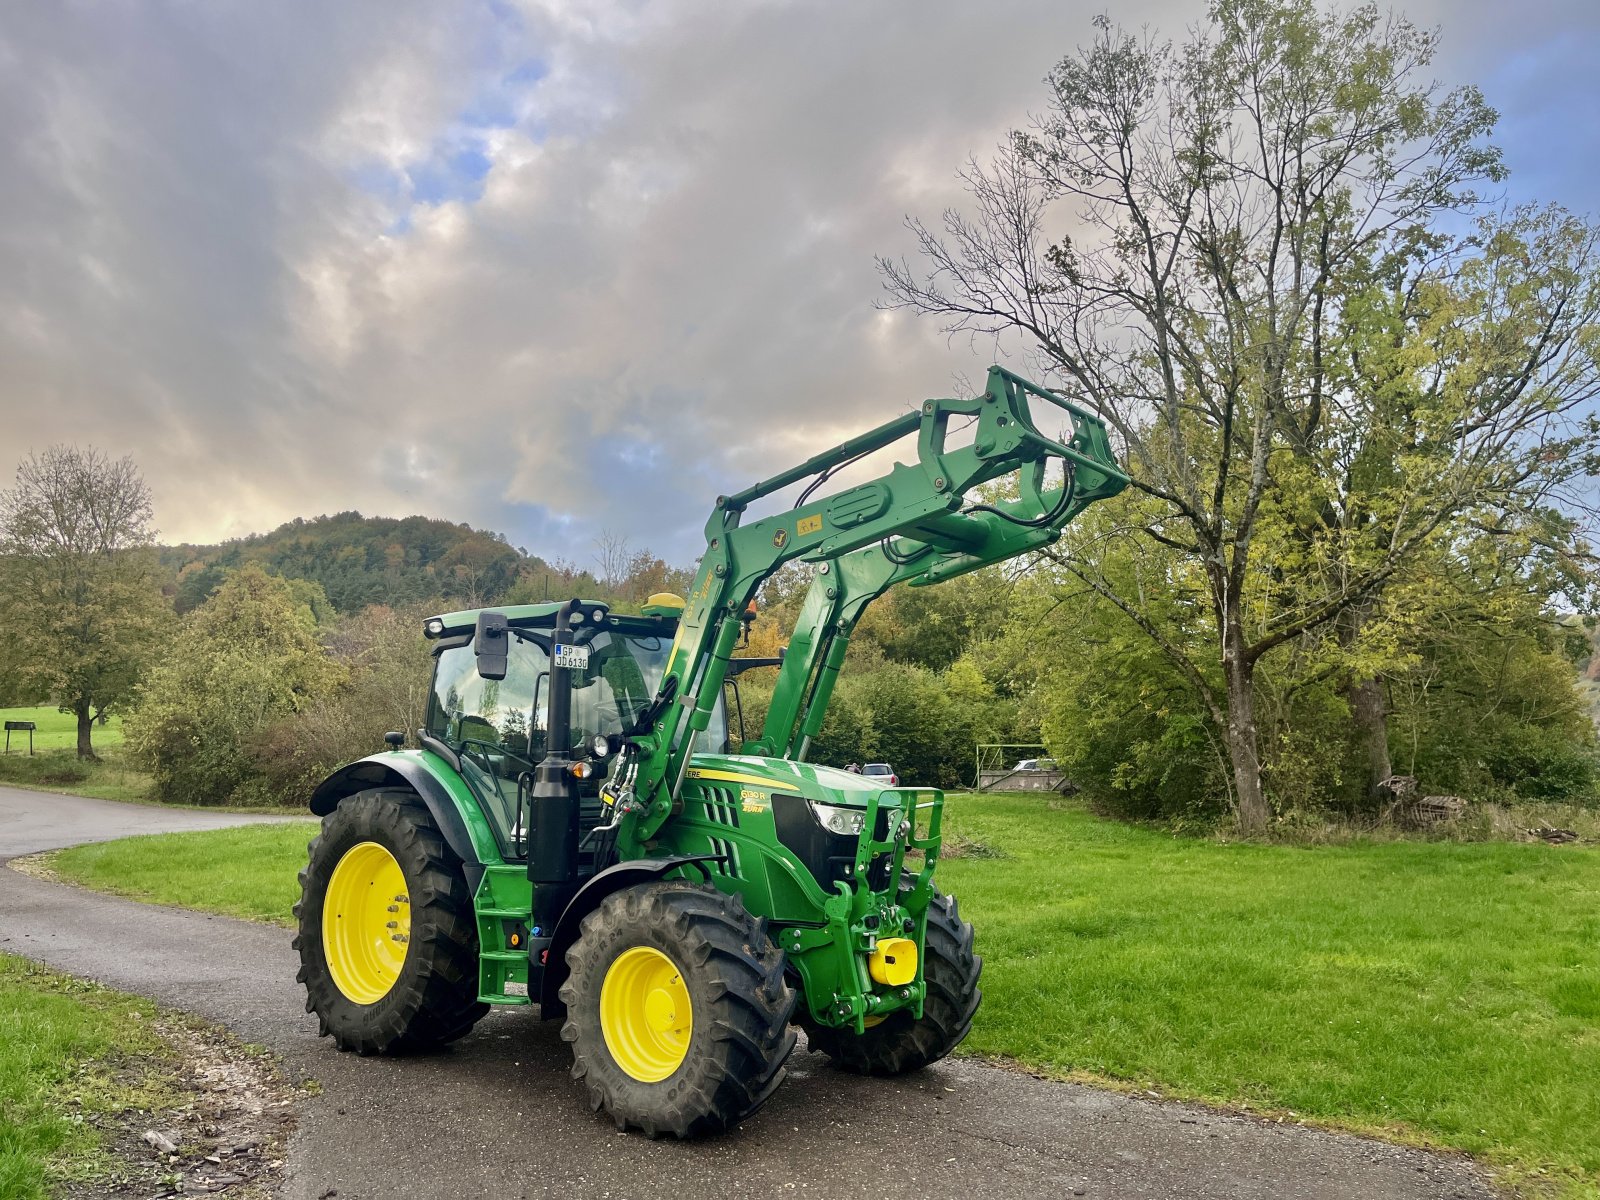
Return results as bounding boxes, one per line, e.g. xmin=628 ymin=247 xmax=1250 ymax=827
xmin=554 ymin=643 xmax=590 ymax=670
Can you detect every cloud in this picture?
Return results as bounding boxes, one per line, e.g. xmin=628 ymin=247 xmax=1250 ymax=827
xmin=1 ymin=0 xmax=1593 ymax=559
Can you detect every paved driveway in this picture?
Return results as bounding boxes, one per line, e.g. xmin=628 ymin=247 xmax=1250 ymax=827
xmin=0 ymin=784 xmax=1495 ymax=1199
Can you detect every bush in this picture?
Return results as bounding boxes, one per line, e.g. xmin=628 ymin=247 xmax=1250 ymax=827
xmin=249 ymin=605 xmax=434 ymax=804
xmin=125 ymin=566 xmax=340 ymax=806
xmin=730 ymin=656 xmax=1010 ymax=789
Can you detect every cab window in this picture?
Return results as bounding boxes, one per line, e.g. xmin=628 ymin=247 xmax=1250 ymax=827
xmin=423 ymin=627 xmax=727 ymax=856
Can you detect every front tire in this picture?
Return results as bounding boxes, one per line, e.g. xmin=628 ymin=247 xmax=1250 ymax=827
xmin=803 ymin=891 xmax=981 ymax=1075
xmin=294 ymin=788 xmax=488 ymax=1055
xmin=559 ymin=881 xmax=797 ymax=1137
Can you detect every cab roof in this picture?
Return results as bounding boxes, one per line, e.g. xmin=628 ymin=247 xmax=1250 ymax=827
xmin=422 ymin=600 xmax=678 ymax=642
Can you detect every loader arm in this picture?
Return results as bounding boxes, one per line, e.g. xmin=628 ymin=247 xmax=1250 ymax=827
xmin=615 ymin=364 xmax=1128 ymax=852
xmin=748 ymin=466 xmax=1115 ymax=761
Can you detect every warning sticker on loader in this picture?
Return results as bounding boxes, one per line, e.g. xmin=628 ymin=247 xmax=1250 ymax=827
xmin=553 ymin=643 xmax=590 ymax=670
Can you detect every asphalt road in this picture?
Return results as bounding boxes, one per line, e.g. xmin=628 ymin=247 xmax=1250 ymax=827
xmin=0 ymin=784 xmax=1497 ymax=1200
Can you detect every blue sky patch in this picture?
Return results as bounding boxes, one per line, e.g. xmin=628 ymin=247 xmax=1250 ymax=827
xmin=350 ymin=51 xmax=549 ymax=225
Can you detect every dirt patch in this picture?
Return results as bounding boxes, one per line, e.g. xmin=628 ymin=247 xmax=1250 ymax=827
xmin=60 ymin=1016 xmax=299 ymax=1199
xmin=8 ymin=850 xmax=64 ymax=884
xmin=939 ymin=834 xmax=1006 ymax=859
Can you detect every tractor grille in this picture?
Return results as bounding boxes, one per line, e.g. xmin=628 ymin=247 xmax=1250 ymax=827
xmin=697 ymin=785 xmax=741 ymax=878
xmin=704 ymin=833 xmax=741 ymax=877
xmin=698 ymin=785 xmax=742 ymax=829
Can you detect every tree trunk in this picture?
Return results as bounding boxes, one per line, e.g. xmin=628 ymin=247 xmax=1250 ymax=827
xmin=1220 ymin=609 xmax=1269 ymax=834
xmin=1349 ymin=675 xmax=1391 ymax=803
xmin=1224 ymin=665 xmax=1269 ymax=833
xmin=1338 ymin=606 xmax=1391 ymax=804
xmin=74 ymin=700 xmax=98 ymax=762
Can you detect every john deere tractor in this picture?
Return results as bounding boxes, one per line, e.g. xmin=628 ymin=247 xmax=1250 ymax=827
xmin=294 ymin=366 xmax=1129 ymax=1136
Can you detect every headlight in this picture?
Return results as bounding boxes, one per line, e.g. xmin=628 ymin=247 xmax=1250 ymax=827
xmin=423 ymin=618 xmax=445 ymax=638
xmin=809 ymin=801 xmax=865 ymax=836
xmin=590 ymin=733 xmax=612 ymax=759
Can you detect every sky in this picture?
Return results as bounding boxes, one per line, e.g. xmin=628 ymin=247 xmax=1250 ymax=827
xmin=2 ymin=0 xmax=1597 ymax=563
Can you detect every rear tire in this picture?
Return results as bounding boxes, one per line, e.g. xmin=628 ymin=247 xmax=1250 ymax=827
xmin=559 ymin=881 xmax=797 ymax=1137
xmin=294 ymin=788 xmax=488 ymax=1055
xmin=803 ymin=891 xmax=981 ymax=1075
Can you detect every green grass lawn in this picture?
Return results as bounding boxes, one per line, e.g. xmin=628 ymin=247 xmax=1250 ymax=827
xmin=42 ymin=794 xmax=1600 ymax=1195
xmin=0 ymin=954 xmax=184 ymax=1199
xmin=0 ymin=705 xmax=153 ymax=804
xmin=0 ymin=705 xmax=123 ymax=752
xmin=938 ymin=795 xmax=1600 ymax=1196
xmin=49 ymin=823 xmax=319 ymax=925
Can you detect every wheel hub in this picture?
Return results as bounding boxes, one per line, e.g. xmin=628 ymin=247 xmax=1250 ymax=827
xmin=644 ymin=986 xmax=680 ymax=1032
xmin=600 ymin=945 xmax=692 ymax=1082
xmin=322 ymin=841 xmax=410 ymax=1005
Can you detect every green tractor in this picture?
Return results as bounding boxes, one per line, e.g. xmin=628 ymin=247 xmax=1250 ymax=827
xmin=293 ymin=366 xmax=1128 ymax=1136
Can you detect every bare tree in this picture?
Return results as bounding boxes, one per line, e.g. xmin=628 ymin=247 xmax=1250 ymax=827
xmin=881 ymin=0 xmax=1600 ymax=830
xmin=593 ymin=530 xmax=633 ymax=590
xmin=0 ymin=446 xmax=169 ymax=759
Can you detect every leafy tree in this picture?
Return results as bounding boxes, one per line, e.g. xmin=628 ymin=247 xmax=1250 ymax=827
xmin=502 ymin=557 xmax=608 ymax=608
xmin=1008 ymin=494 xmax=1597 ymax=819
xmin=126 ymin=565 xmax=341 ymax=805
xmin=999 ymin=508 xmax=1228 ymax=820
xmin=849 ymin=664 xmax=955 ymax=786
xmin=250 ymin=604 xmax=434 ymax=804
xmin=0 ymin=446 xmax=169 ymax=759
xmin=875 ymin=570 xmax=1013 ymax=672
xmin=1385 ymin=579 xmax=1598 ymax=803
xmin=882 ymin=0 xmax=1600 ymax=829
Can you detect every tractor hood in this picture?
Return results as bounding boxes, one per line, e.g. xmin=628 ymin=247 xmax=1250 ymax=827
xmin=685 ymin=754 xmax=892 ymax=804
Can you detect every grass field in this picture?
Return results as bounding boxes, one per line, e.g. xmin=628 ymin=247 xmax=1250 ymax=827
xmin=0 ymin=705 xmax=153 ymax=804
xmin=0 ymin=954 xmax=183 ymax=1199
xmin=0 ymin=705 xmax=124 ymax=752
xmin=49 ymin=823 xmax=317 ymax=925
xmin=43 ymin=794 xmax=1600 ymax=1196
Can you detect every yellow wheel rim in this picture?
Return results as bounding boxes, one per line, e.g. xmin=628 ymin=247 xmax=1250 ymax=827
xmin=600 ymin=946 xmax=692 ymax=1082
xmin=322 ymin=841 xmax=410 ymax=1005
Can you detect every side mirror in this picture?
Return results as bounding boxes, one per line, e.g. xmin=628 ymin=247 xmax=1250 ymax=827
xmin=474 ymin=610 xmax=510 ymax=681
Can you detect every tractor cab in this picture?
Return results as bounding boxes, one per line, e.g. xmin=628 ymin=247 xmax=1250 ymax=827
xmin=418 ymin=597 xmax=729 ymax=863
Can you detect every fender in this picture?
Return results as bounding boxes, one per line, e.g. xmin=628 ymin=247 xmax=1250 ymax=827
xmin=538 ymin=854 xmax=722 ymax=1016
xmin=308 ymin=754 xmax=487 ymax=893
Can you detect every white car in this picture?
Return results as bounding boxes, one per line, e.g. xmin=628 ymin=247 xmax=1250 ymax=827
xmin=861 ymin=762 xmax=898 ymax=786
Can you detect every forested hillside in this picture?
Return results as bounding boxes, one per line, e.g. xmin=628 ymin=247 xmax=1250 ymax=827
xmin=159 ymin=512 xmax=533 ymax=614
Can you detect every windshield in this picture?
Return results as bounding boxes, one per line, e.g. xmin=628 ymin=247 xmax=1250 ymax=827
xmin=424 ymin=628 xmax=727 ymax=853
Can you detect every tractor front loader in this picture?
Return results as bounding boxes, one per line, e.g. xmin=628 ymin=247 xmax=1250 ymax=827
xmin=294 ymin=366 xmax=1129 ymax=1135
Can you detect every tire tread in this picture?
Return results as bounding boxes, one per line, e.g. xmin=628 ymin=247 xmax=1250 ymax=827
xmin=558 ymin=881 xmax=797 ymax=1137
xmin=295 ymin=789 xmax=489 ymax=1056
